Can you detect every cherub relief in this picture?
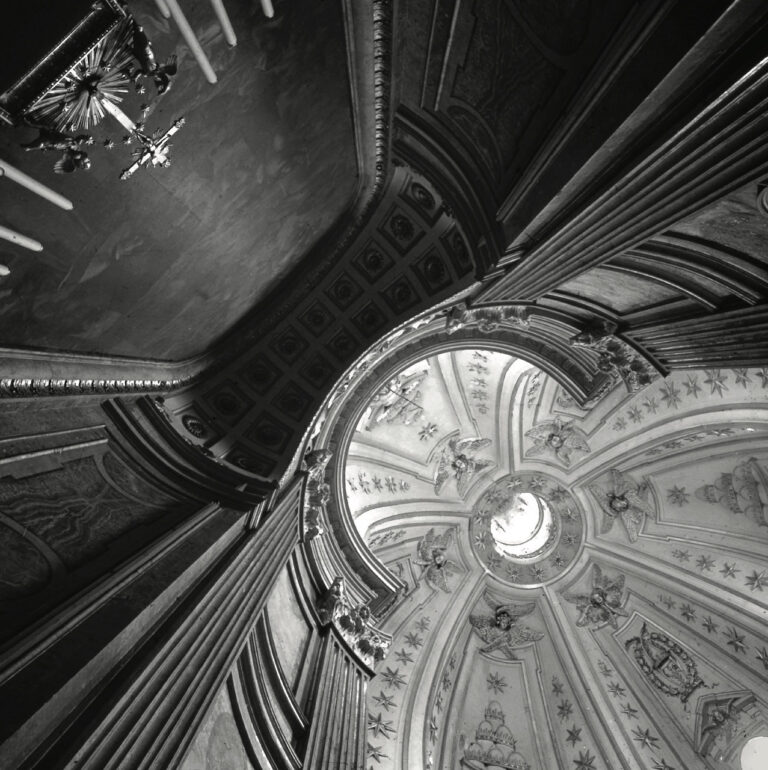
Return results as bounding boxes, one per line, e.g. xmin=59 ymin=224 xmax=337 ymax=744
xmin=469 ymin=592 xmax=543 ymax=659
xmin=415 ymin=527 xmax=460 ymax=592
xmin=434 ymin=437 xmax=493 ymax=496
xmin=563 ymin=564 xmax=629 ymax=631
xmin=589 ymin=469 xmax=655 ymax=542
xmin=525 ymin=417 xmax=589 ymax=467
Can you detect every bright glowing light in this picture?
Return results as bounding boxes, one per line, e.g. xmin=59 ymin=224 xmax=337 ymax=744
xmin=491 ymin=493 xmax=553 ymax=557
xmin=741 ymin=736 xmax=768 ymax=770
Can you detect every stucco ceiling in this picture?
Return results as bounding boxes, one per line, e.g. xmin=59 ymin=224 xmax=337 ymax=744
xmin=335 ymin=343 xmax=768 ymax=769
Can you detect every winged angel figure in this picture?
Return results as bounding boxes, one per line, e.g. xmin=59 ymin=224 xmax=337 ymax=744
xmin=588 ymin=469 xmax=654 ymax=542
xmin=22 ymin=127 xmax=92 ymax=173
xmin=563 ymin=564 xmax=628 ymax=631
xmin=525 ymin=416 xmax=589 ymax=467
xmin=415 ymin=527 xmax=459 ymax=592
xmin=434 ymin=437 xmax=493 ymax=496
xmin=469 ymin=591 xmax=543 ymax=659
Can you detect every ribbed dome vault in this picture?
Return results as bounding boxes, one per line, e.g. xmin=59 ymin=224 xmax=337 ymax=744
xmin=325 ymin=336 xmax=768 ymax=770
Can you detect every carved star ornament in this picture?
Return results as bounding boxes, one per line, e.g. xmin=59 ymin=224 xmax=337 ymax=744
xmin=563 ymin=564 xmax=629 ymax=630
xmin=588 ymin=469 xmax=655 ymax=542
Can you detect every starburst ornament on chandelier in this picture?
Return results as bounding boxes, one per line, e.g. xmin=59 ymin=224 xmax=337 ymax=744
xmin=24 ymin=15 xmax=183 ymax=179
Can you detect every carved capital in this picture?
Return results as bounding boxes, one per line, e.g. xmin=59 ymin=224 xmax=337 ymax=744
xmin=317 ymin=576 xmax=345 ymax=626
xmin=303 ymin=448 xmax=333 ymax=482
xmin=571 ymin=320 xmax=654 ymax=393
xmin=446 ymin=303 xmax=529 ymax=334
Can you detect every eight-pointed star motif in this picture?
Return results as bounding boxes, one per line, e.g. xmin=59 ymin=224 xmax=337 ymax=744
xmin=525 ymin=416 xmax=590 ymax=466
xmin=702 ymin=616 xmax=719 ymax=634
xmin=394 ymin=648 xmax=414 ymax=665
xmin=621 ymin=703 xmax=639 ymax=719
xmin=487 ymin=671 xmax=507 ymax=694
xmin=733 ymin=368 xmax=751 ymax=388
xmin=367 ymin=742 xmax=387 ymax=763
xmin=667 ymin=486 xmax=690 ymax=506
xmin=643 ymin=396 xmax=659 ymax=413
xmin=745 ymin=570 xmax=768 ymax=592
xmin=573 ymin=749 xmax=597 ymax=769
xmin=683 ymin=375 xmax=701 ymax=398
xmin=724 ymin=627 xmax=748 ymax=654
xmin=608 ymin=681 xmax=626 ymax=698
xmin=628 ymin=406 xmax=644 ymax=423
xmin=659 ymin=381 xmax=682 ymax=409
xmin=372 ymin=691 xmax=396 ymax=711
xmin=632 ymin=726 xmax=660 ymax=749
xmin=704 ymin=369 xmax=729 ymax=397
xmin=367 ymin=712 xmax=395 ymax=738
xmin=589 ymin=469 xmax=654 ymax=542
xmin=566 ymin=725 xmax=582 ymax=747
xmin=380 ymin=667 xmax=407 ymax=690
xmin=404 ymin=632 xmax=423 ymax=649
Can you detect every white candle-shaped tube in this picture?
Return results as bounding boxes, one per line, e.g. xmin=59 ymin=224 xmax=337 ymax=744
xmin=154 ymin=0 xmax=171 ymax=18
xmin=260 ymin=0 xmax=274 ymax=18
xmin=101 ymin=98 xmax=137 ymax=132
xmin=0 ymin=161 xmax=73 ymax=210
xmin=0 ymin=224 xmax=43 ymax=252
xmin=209 ymin=0 xmax=237 ymax=46
xmin=164 ymin=0 xmax=218 ymax=84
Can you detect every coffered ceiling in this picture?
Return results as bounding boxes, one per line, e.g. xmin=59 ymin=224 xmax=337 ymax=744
xmin=0 ymin=0 xmax=356 ymax=359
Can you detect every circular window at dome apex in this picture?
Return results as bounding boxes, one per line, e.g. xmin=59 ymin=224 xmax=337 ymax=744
xmin=490 ymin=492 xmax=554 ymax=557
xmin=470 ymin=472 xmax=584 ymax=587
xmin=340 ymin=347 xmax=585 ymax=583
xmin=741 ymin=736 xmax=768 ymax=770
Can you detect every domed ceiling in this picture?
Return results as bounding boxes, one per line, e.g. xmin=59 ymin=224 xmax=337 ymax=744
xmin=337 ymin=346 xmax=768 ymax=769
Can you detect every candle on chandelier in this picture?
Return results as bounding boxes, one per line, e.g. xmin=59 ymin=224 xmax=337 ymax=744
xmin=164 ymin=0 xmax=218 ymax=84
xmin=210 ymin=0 xmax=237 ymax=46
xmin=0 ymin=160 xmax=73 ymax=211
xmin=0 ymin=224 xmax=43 ymax=252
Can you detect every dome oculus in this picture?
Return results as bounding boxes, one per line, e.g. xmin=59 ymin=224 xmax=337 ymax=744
xmin=471 ymin=472 xmax=584 ymax=587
